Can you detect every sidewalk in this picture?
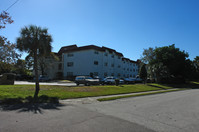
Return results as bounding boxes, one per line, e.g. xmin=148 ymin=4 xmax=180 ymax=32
xmin=60 ymin=88 xmax=184 ymax=104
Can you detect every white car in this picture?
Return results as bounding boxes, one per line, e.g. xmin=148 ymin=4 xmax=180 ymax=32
xmin=102 ymin=77 xmax=116 ymax=84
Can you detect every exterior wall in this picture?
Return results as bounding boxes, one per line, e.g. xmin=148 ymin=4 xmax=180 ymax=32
xmin=63 ymin=49 xmax=104 ymax=78
xmin=42 ymin=45 xmax=139 ymax=80
xmin=62 ymin=49 xmax=139 ymax=79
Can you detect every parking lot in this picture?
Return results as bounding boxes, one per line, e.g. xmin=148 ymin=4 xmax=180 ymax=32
xmin=14 ymin=81 xmax=76 ymax=86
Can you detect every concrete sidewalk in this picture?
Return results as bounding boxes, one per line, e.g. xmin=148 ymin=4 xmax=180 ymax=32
xmin=60 ymin=88 xmax=185 ymax=104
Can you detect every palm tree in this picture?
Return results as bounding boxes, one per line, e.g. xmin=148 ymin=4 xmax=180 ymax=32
xmin=17 ymin=25 xmax=52 ymax=100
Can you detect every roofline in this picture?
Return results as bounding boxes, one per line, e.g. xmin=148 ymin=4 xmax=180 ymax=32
xmin=57 ymin=44 xmax=138 ymax=63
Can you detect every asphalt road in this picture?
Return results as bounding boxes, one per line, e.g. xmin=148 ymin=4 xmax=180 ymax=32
xmin=0 ymin=89 xmax=199 ymax=132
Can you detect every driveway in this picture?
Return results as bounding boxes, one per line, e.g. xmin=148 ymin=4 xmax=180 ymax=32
xmin=14 ymin=81 xmax=76 ymax=86
xmin=0 ymin=89 xmax=199 ymax=132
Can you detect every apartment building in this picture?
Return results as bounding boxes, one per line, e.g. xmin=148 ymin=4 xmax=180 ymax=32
xmin=44 ymin=45 xmax=139 ymax=79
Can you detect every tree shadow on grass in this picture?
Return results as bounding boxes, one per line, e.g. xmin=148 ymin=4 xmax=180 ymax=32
xmin=148 ymin=82 xmax=199 ymax=90
xmin=147 ymin=84 xmax=167 ymax=90
xmin=0 ymin=95 xmax=67 ymax=114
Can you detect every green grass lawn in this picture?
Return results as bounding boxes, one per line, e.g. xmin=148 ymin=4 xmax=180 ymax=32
xmin=0 ymin=83 xmax=180 ymax=101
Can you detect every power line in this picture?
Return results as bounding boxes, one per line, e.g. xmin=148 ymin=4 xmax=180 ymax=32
xmin=5 ymin=0 xmax=20 ymax=11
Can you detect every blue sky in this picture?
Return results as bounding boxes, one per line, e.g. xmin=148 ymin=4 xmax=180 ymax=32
xmin=1 ymin=0 xmax=199 ymax=60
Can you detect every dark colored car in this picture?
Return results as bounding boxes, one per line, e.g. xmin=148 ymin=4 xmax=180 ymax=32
xmin=75 ymin=76 xmax=100 ymax=86
xmin=39 ymin=75 xmax=50 ymax=82
xmin=16 ymin=74 xmax=33 ymax=81
xmin=135 ymin=78 xmax=142 ymax=83
xmin=123 ymin=78 xmax=136 ymax=84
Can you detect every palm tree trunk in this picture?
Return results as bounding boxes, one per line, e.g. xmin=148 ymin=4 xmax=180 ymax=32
xmin=34 ymin=49 xmax=40 ymax=101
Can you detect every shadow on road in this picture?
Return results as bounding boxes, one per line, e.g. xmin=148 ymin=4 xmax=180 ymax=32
xmin=0 ymin=95 xmax=68 ymax=114
xmin=0 ymin=103 xmax=66 ymax=114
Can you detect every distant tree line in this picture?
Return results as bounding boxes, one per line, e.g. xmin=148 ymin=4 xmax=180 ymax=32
xmin=141 ymin=44 xmax=199 ymax=83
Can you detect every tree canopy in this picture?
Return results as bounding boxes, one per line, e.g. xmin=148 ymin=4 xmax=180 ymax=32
xmin=139 ymin=64 xmax=147 ymax=84
xmin=141 ymin=44 xmax=196 ymax=83
xmin=16 ymin=25 xmax=52 ymax=100
xmin=0 ymin=11 xmax=20 ymax=74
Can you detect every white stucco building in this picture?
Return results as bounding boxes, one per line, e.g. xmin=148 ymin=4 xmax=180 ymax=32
xmin=45 ymin=45 xmax=139 ymax=79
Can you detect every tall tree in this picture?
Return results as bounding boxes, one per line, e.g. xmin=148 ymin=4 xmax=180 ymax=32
xmin=16 ymin=25 xmax=52 ymax=100
xmin=0 ymin=11 xmax=13 ymax=29
xmin=193 ymin=56 xmax=199 ymax=72
xmin=141 ymin=44 xmax=190 ymax=83
xmin=141 ymin=47 xmax=155 ymax=79
xmin=139 ymin=64 xmax=147 ymax=84
xmin=0 ymin=11 xmax=20 ymax=73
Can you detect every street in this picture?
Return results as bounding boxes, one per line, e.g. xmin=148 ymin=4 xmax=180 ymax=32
xmin=0 ymin=89 xmax=199 ymax=132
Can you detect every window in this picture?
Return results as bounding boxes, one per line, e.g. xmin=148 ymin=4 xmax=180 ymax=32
xmin=111 ymin=73 xmax=114 ymax=76
xmin=94 ymin=51 xmax=99 ymax=54
xmin=133 ymin=75 xmax=135 ymax=78
xmin=67 ymin=53 xmax=74 ymax=57
xmin=111 ymin=55 xmax=114 ymax=58
xmin=118 ymin=73 xmax=121 ymax=77
xmin=104 ymin=72 xmax=108 ymax=77
xmin=67 ymin=62 xmax=73 ymax=67
xmin=94 ymin=61 xmax=98 ymax=65
xmin=59 ymin=56 xmax=62 ymax=61
xmin=111 ymin=64 xmax=114 ymax=67
xmin=118 ymin=56 xmax=121 ymax=59
xmin=104 ymin=53 xmax=108 ymax=56
xmin=130 ymin=69 xmax=132 ymax=71
xmin=58 ymin=63 xmax=62 ymax=70
xmin=104 ymin=62 xmax=108 ymax=66
xmin=133 ymin=69 xmax=135 ymax=72
xmin=127 ymin=68 xmax=129 ymax=71
xmin=124 ymin=68 xmax=126 ymax=70
xmin=94 ymin=72 xmax=98 ymax=76
xmin=118 ymin=65 xmax=121 ymax=68
xmin=130 ymin=75 xmax=132 ymax=77
xmin=67 ymin=72 xmax=73 ymax=76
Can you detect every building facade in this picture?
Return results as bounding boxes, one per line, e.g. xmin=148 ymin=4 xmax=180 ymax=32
xmin=45 ymin=45 xmax=139 ymax=79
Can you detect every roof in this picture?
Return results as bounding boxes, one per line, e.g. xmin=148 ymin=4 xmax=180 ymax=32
xmin=58 ymin=44 xmax=138 ymax=63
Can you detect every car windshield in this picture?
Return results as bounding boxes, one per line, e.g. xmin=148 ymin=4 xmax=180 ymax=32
xmin=76 ymin=77 xmax=84 ymax=80
xmin=86 ymin=77 xmax=92 ymax=79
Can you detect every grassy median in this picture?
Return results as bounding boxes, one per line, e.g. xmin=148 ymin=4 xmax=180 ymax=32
xmin=0 ymin=83 xmax=178 ymax=101
xmin=2 ymin=81 xmax=198 ymax=102
xmin=97 ymin=89 xmax=187 ymax=101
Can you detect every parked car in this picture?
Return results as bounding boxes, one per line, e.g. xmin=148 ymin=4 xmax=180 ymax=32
xmin=102 ymin=76 xmax=116 ymax=85
xmin=135 ymin=78 xmax=142 ymax=83
xmin=39 ymin=75 xmax=50 ymax=82
xmin=16 ymin=74 xmax=33 ymax=81
xmin=75 ymin=76 xmax=100 ymax=86
xmin=93 ymin=76 xmax=103 ymax=84
xmin=118 ymin=78 xmax=125 ymax=84
xmin=123 ymin=78 xmax=136 ymax=84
